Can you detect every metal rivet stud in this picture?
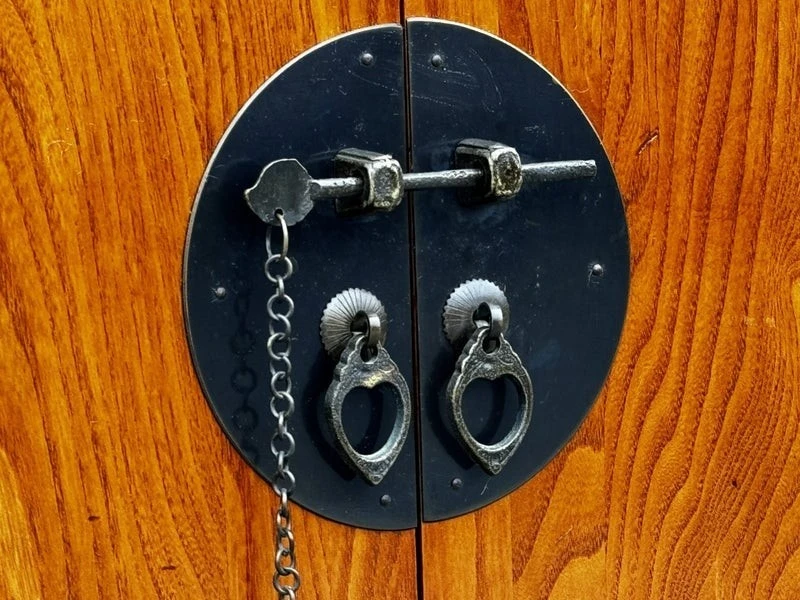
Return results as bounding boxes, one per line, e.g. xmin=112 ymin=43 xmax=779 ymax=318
xmin=450 ymin=478 xmax=463 ymax=490
xmin=431 ymin=53 xmax=444 ymax=68
xmin=380 ymin=494 xmax=392 ymax=506
xmin=360 ymin=52 xmax=374 ymax=66
xmin=213 ymin=286 xmax=227 ymax=299
xmin=591 ymin=263 xmax=604 ymax=277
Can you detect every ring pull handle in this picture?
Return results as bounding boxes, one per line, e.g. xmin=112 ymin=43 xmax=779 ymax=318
xmin=321 ymin=289 xmax=411 ymax=485
xmin=444 ymin=280 xmax=534 ymax=475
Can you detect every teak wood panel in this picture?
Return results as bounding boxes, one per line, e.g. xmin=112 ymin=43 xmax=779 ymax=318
xmin=0 ymin=1 xmax=418 ymax=599
xmin=2 ymin=0 xmax=800 ymax=599
xmin=408 ymin=1 xmax=800 ymax=599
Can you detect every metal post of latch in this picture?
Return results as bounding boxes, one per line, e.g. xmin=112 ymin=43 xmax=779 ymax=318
xmin=245 ymin=139 xmax=597 ymax=225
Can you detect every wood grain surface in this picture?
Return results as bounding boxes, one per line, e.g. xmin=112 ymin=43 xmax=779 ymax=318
xmin=3 ymin=0 xmax=800 ymax=599
xmin=0 ymin=1 xmax=418 ymax=599
xmin=409 ymin=1 xmax=800 ymax=599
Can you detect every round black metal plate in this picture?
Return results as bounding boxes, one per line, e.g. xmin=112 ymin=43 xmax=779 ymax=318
xmin=183 ymin=25 xmax=418 ymax=530
xmin=185 ymin=19 xmax=629 ymax=529
xmin=406 ymin=19 xmax=630 ymax=521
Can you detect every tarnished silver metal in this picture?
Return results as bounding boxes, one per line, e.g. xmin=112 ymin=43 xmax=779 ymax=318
xmin=245 ymin=142 xmax=597 ymax=225
xmin=403 ymin=168 xmax=480 ymax=189
xmin=521 ymin=160 xmax=597 ymax=182
xmin=355 ymin=312 xmax=383 ymax=349
xmin=403 ymin=160 xmax=598 ymax=190
xmin=475 ymin=301 xmax=505 ymax=340
xmin=334 ymin=148 xmax=404 ymax=215
xmin=321 ymin=289 xmax=409 ymax=485
xmin=325 ymin=333 xmax=412 ymax=485
xmin=443 ymin=279 xmax=510 ymax=349
xmin=322 ymin=288 xmax=411 ymax=484
xmin=264 ymin=212 xmax=301 ymax=599
xmin=443 ymin=279 xmax=533 ymax=475
xmin=447 ymin=325 xmax=534 ymax=475
xmin=455 ymin=138 xmax=523 ymax=201
xmin=320 ymin=288 xmax=388 ymax=359
xmin=245 ymin=158 xmax=314 ymax=226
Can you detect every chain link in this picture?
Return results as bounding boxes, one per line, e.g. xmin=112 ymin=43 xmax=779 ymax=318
xmin=266 ymin=212 xmax=300 ymax=599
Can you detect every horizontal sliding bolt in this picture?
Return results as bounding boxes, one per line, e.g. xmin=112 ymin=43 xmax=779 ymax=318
xmin=245 ymin=139 xmax=597 ymax=225
xmin=313 ymin=160 xmax=597 ymax=198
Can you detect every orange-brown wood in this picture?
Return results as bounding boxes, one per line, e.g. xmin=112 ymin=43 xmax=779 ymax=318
xmin=407 ymin=1 xmax=800 ymax=598
xmin=0 ymin=1 xmax=418 ymax=599
xmin=4 ymin=0 xmax=800 ymax=598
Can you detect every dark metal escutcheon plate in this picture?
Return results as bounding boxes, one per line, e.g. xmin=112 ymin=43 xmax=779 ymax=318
xmin=407 ymin=19 xmax=629 ymax=521
xmin=183 ymin=25 xmax=417 ymax=530
xmin=184 ymin=19 xmax=630 ymax=529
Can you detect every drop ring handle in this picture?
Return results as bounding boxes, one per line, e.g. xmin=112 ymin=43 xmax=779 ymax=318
xmin=321 ymin=289 xmax=412 ymax=485
xmin=446 ymin=326 xmax=534 ymax=475
xmin=443 ymin=279 xmax=534 ymax=475
xmin=324 ymin=334 xmax=412 ymax=485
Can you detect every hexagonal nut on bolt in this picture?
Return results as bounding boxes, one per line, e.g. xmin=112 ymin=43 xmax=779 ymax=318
xmin=455 ymin=138 xmax=523 ymax=202
xmin=334 ymin=148 xmax=404 ymax=215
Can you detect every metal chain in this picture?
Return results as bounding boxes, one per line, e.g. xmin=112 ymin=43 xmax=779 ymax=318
xmin=265 ymin=211 xmax=301 ymax=600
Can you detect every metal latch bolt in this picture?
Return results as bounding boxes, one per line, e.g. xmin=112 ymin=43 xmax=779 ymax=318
xmin=245 ymin=138 xmax=596 ymax=225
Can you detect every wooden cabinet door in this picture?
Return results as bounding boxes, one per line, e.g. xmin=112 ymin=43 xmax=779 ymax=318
xmin=411 ymin=2 xmax=800 ymax=599
xmin=2 ymin=1 xmax=799 ymax=599
xmin=0 ymin=2 xmax=416 ymax=599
